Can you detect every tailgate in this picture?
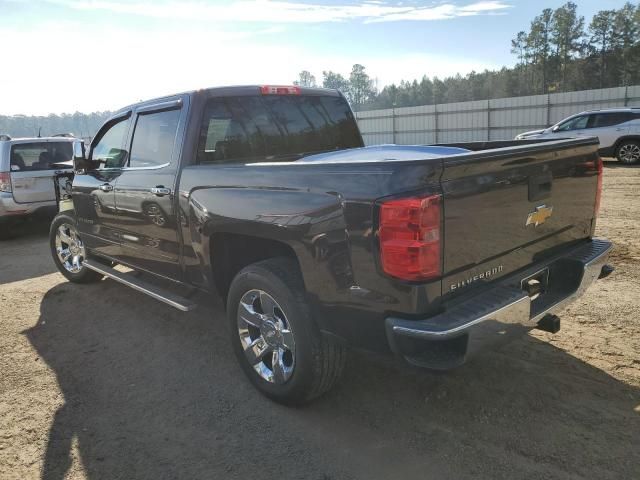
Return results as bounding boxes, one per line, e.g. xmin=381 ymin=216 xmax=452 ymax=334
xmin=8 ymin=140 xmax=73 ymax=203
xmin=440 ymin=139 xmax=600 ymax=295
xmin=11 ymin=170 xmax=59 ymax=203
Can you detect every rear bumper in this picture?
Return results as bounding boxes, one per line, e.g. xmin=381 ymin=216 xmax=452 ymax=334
xmin=0 ymin=192 xmax=55 ymax=220
xmin=386 ymin=238 xmax=613 ymax=370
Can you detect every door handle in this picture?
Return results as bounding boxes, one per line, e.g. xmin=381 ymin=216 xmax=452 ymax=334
xmin=150 ymin=186 xmax=171 ymax=196
xmin=99 ymin=183 xmax=113 ymax=192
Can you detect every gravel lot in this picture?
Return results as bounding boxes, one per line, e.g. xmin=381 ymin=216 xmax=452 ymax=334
xmin=1 ymin=160 xmax=638 ymax=480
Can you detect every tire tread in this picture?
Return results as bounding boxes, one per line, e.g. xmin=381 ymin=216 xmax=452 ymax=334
xmin=616 ymin=140 xmax=640 ymax=165
xmin=228 ymin=256 xmax=346 ymax=404
xmin=50 ymin=211 xmax=104 ymax=284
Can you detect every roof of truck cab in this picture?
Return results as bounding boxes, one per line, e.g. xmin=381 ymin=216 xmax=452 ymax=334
xmin=112 ymin=85 xmax=342 ymax=115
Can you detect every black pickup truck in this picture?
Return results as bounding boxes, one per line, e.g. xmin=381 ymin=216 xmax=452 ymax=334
xmin=50 ymin=85 xmax=613 ymax=404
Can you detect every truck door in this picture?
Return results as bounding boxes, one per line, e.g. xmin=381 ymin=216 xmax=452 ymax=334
xmin=73 ymin=113 xmax=131 ymax=258
xmin=112 ymin=99 xmax=185 ymax=280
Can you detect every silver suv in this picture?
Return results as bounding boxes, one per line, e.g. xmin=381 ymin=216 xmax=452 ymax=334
xmin=516 ymin=108 xmax=640 ymax=164
xmin=0 ymin=135 xmax=80 ymax=239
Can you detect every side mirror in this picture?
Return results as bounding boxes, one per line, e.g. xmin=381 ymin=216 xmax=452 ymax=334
xmin=73 ymin=141 xmax=89 ymax=172
xmin=551 ymin=125 xmax=559 ymax=132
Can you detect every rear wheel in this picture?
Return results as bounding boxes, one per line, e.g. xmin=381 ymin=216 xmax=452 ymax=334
xmin=227 ymin=257 xmax=346 ymax=405
xmin=616 ymin=140 xmax=640 ymax=165
xmin=50 ymin=212 xmax=103 ymax=283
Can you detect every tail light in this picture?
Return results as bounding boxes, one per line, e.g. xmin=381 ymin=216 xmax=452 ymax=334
xmin=0 ymin=172 xmax=11 ymax=193
xmin=260 ymin=85 xmax=301 ymax=95
xmin=594 ymin=157 xmax=603 ymax=217
xmin=378 ymin=194 xmax=441 ymax=281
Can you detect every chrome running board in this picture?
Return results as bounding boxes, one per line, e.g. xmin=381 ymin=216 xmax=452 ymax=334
xmin=83 ymin=259 xmax=197 ymax=312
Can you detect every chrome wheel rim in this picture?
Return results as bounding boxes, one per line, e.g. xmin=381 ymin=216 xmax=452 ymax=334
xmin=55 ymin=223 xmax=86 ymax=273
xmin=146 ymin=205 xmax=166 ymax=226
xmin=619 ymin=143 xmax=640 ymax=164
xmin=237 ymin=289 xmax=296 ymax=384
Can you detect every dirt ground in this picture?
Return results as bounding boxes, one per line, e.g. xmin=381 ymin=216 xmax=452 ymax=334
xmin=0 ymin=160 xmax=638 ymax=480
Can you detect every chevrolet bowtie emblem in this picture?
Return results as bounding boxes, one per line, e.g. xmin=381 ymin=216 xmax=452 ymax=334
xmin=526 ymin=205 xmax=553 ymax=227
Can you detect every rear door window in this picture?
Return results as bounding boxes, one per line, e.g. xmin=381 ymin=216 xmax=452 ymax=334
xmin=588 ymin=112 xmax=634 ymax=128
xmin=10 ymin=142 xmax=72 ymax=171
xmin=128 ymin=109 xmax=181 ymax=168
xmin=197 ymin=94 xmax=362 ymax=164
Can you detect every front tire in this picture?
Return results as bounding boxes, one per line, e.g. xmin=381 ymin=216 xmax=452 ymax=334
xmin=616 ymin=140 xmax=640 ymax=165
xmin=227 ymin=257 xmax=346 ymax=405
xmin=50 ymin=212 xmax=103 ymax=283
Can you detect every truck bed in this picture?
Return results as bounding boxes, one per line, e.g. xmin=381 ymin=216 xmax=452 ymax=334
xmin=181 ymin=137 xmax=601 ymax=337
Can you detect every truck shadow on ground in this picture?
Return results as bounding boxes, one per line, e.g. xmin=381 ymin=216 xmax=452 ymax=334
xmin=25 ymin=281 xmax=640 ymax=480
xmin=0 ymin=220 xmax=57 ymax=284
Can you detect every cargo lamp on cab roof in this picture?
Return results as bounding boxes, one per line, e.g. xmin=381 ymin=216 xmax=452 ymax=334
xmin=260 ymin=85 xmax=302 ymax=95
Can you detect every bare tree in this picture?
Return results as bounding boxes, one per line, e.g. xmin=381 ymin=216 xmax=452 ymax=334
xmin=294 ymin=70 xmax=317 ymax=88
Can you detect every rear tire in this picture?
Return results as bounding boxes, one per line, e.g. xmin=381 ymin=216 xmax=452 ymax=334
xmin=227 ymin=257 xmax=346 ymax=405
xmin=50 ymin=212 xmax=104 ymax=283
xmin=615 ymin=140 xmax=640 ymax=165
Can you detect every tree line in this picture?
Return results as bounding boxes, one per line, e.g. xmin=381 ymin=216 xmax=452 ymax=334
xmin=0 ymin=112 xmax=111 ymax=140
xmin=295 ymin=1 xmax=640 ymax=110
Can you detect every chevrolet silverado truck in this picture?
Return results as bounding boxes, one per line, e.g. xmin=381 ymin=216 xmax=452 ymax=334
xmin=49 ymin=85 xmax=613 ymax=405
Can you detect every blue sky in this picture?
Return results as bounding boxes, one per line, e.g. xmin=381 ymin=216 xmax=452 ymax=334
xmin=0 ymin=0 xmax=631 ymax=115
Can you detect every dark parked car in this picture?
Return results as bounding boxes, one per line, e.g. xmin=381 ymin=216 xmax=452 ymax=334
xmin=50 ymin=85 xmax=612 ymax=404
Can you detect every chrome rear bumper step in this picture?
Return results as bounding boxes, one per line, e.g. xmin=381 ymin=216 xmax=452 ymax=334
xmin=83 ymin=259 xmax=198 ymax=312
xmin=386 ymin=238 xmax=612 ymax=370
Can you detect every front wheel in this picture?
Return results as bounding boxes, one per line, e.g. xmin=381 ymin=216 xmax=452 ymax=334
xmin=50 ymin=212 xmax=103 ymax=283
xmin=616 ymin=140 xmax=640 ymax=165
xmin=227 ymin=257 xmax=346 ymax=405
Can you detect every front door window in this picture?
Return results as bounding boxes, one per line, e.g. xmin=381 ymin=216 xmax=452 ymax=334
xmin=91 ymin=116 xmax=131 ymax=169
xmin=556 ymin=115 xmax=588 ymax=132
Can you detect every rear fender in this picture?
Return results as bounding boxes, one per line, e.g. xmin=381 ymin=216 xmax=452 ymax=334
xmin=188 ymin=186 xmax=354 ymax=303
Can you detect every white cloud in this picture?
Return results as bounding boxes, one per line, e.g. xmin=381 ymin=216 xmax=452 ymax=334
xmin=46 ymin=0 xmax=511 ymax=24
xmin=0 ymin=1 xmax=513 ymax=114
xmin=0 ymin=20 xmax=499 ymax=115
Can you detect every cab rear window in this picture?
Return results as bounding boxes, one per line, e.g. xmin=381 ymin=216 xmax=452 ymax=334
xmin=197 ymin=95 xmax=363 ymax=164
xmin=10 ymin=142 xmax=72 ymax=171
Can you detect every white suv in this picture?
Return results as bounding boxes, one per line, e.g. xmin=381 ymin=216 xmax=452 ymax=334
xmin=0 ymin=135 xmax=80 ymax=239
xmin=516 ymin=108 xmax=640 ymax=164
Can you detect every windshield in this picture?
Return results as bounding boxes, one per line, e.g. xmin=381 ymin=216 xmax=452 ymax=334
xmin=197 ymin=94 xmax=363 ymax=164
